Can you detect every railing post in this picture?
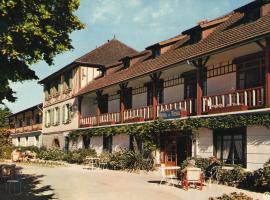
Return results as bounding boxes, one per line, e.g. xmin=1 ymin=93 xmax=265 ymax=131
xmin=196 ymin=59 xmax=203 ymax=115
xmin=78 ymin=96 xmax=83 ymax=128
xmin=96 ymin=90 xmax=103 ymax=126
xmin=265 ymin=38 xmax=270 ymax=107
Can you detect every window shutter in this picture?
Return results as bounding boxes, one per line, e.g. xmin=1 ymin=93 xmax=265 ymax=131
xmin=51 ymin=109 xmax=54 ymax=125
xmin=62 ymin=105 xmax=65 ymax=123
xmin=44 ymin=111 xmax=47 ymax=127
xmin=68 ymin=103 xmax=72 ymax=121
xmin=57 ymin=107 xmax=60 ymax=124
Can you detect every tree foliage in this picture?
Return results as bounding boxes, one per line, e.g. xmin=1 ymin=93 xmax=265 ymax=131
xmin=0 ymin=0 xmax=85 ymax=103
xmin=0 ymin=106 xmax=12 ymax=146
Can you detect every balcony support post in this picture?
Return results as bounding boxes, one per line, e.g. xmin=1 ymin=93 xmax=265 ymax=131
xmin=193 ymin=56 xmax=209 ymax=115
xmin=78 ymin=96 xmax=83 ymax=127
xmin=265 ymin=38 xmax=270 ymax=107
xmin=96 ymin=90 xmax=103 ymax=126
xmin=150 ymin=72 xmax=162 ymax=120
xmin=119 ymin=82 xmax=128 ymax=123
xmin=32 ymin=109 xmax=34 ymax=130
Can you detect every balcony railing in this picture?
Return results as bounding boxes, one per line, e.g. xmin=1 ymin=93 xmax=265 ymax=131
xmin=202 ymin=86 xmax=264 ymax=113
xmin=99 ymin=112 xmax=120 ymax=125
xmin=123 ymin=106 xmax=154 ymax=122
xmin=80 ymin=116 xmax=97 ymax=127
xmin=157 ymin=99 xmax=194 ymax=117
xmin=79 ymin=86 xmax=266 ymax=128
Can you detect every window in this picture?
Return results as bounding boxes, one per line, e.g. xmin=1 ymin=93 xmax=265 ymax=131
xmin=152 ymin=48 xmax=160 ymax=58
xmin=184 ymin=73 xmax=196 ymax=99
xmin=35 ymin=114 xmax=42 ymax=124
xmin=45 ymin=110 xmax=51 ymax=127
xmin=62 ymin=104 xmax=72 ymax=124
xmin=83 ymin=135 xmax=91 ymax=149
xmin=53 ymin=107 xmax=60 ymax=125
xmin=123 ymin=58 xmax=130 ymax=68
xmin=35 ymin=136 xmax=39 ymax=146
xmin=103 ymin=135 xmax=112 ymax=153
xmin=237 ymin=58 xmax=264 ymax=90
xmin=26 ymin=117 xmax=31 ymax=126
xmin=25 ymin=136 xmax=28 ymax=146
xmin=214 ymin=128 xmax=246 ymax=167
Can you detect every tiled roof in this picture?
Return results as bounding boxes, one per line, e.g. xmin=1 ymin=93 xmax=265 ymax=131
xmin=75 ymin=39 xmax=138 ymax=66
xmin=39 ymin=39 xmax=137 ymax=84
xmin=77 ymin=11 xmax=270 ymax=96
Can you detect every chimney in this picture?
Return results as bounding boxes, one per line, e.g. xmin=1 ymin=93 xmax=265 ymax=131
xmin=261 ymin=3 xmax=270 ymax=16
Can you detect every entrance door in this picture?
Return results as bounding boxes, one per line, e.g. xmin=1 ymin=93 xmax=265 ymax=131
xmin=161 ymin=133 xmax=192 ymax=166
xmin=165 ymin=139 xmax=177 ymax=166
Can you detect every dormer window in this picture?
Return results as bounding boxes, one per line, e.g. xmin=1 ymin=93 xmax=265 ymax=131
xmin=244 ymin=7 xmax=260 ymax=23
xmin=152 ymin=48 xmax=160 ymax=58
xmin=123 ymin=58 xmax=130 ymax=68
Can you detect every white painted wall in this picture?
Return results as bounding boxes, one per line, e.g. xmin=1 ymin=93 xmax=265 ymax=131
xmin=196 ymin=128 xmax=214 ymax=158
xmin=164 ymin=84 xmax=184 ymax=103
xmin=112 ymin=134 xmax=129 ymax=151
xmin=207 ymin=72 xmax=236 ymax=96
xmin=108 ymin=99 xmax=120 ymax=113
xmin=247 ymin=126 xmax=270 ymax=171
xmin=90 ymin=136 xmax=103 ymax=155
xmin=43 ymin=98 xmax=78 ymax=134
xmin=132 ymin=93 xmax=147 ymax=108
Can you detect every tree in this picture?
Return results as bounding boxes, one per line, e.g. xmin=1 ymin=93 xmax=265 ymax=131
xmin=0 ymin=106 xmax=12 ymax=146
xmin=0 ymin=0 xmax=85 ymax=103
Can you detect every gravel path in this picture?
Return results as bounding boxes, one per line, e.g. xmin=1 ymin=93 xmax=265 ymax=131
xmin=0 ymin=164 xmax=265 ymax=200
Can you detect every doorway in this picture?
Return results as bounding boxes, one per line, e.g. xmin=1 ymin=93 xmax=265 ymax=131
xmin=160 ymin=131 xmax=192 ymax=166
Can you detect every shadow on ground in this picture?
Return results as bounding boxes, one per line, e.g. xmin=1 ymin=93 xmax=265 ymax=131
xmin=0 ymin=166 xmax=56 ymax=200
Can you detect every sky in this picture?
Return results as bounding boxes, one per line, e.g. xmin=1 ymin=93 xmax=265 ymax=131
xmin=4 ymin=0 xmax=252 ymax=113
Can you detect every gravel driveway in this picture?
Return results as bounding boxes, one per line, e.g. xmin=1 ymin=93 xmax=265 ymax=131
xmin=0 ymin=164 xmax=264 ymax=200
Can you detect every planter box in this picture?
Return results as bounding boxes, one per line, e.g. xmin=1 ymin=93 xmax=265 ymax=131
xmin=99 ymin=121 xmax=116 ymax=126
xmin=208 ymin=104 xmax=248 ymax=114
xmin=124 ymin=117 xmax=145 ymax=123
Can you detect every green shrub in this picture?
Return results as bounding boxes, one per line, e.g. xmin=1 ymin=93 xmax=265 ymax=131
xmin=209 ymin=192 xmax=253 ymax=200
xmin=0 ymin=145 xmax=13 ymax=159
xmin=240 ymin=164 xmax=270 ymax=192
xmin=181 ymin=157 xmax=210 ymax=172
xmin=218 ymin=166 xmax=247 ymax=187
xmin=37 ymin=148 xmax=65 ymax=161
xmin=63 ymin=149 xmax=96 ymax=164
xmin=106 ymin=150 xmax=154 ymax=171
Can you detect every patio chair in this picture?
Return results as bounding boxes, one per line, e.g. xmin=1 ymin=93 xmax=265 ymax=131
xmin=181 ymin=167 xmax=203 ymax=191
xmin=159 ymin=165 xmax=178 ymax=186
xmin=0 ymin=164 xmax=16 ymax=182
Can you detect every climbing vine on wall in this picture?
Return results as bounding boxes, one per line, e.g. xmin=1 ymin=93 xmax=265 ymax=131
xmin=69 ymin=113 xmax=270 ymax=150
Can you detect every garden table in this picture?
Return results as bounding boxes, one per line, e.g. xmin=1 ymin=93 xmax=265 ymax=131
xmin=86 ymin=157 xmax=100 ymax=170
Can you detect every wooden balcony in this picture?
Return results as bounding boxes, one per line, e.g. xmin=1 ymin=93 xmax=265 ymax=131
xmin=9 ymin=123 xmax=42 ymax=134
xmin=79 ymin=86 xmax=267 ymax=128
xmin=202 ymin=86 xmax=264 ymax=114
